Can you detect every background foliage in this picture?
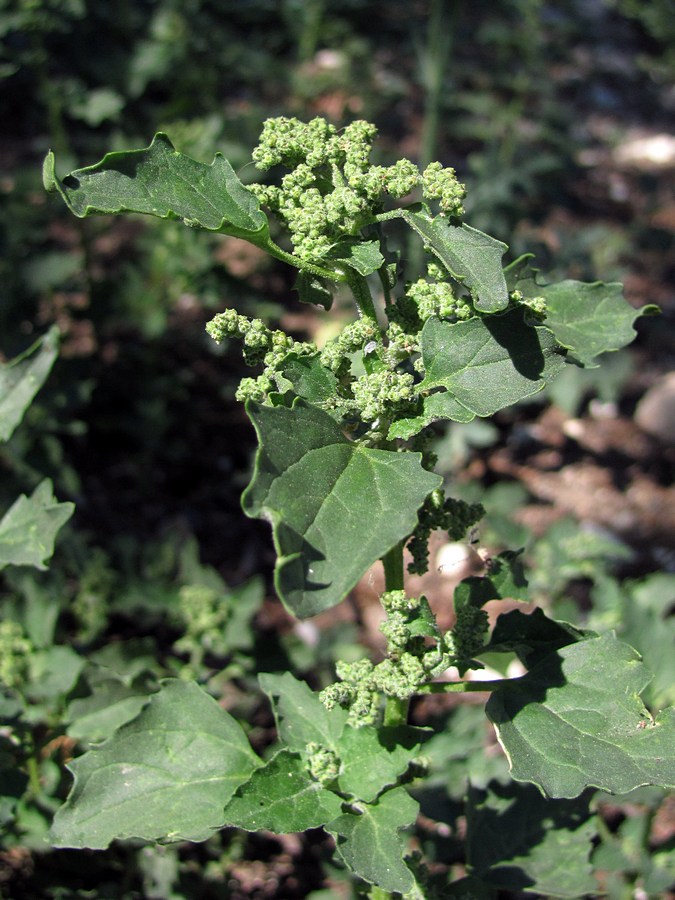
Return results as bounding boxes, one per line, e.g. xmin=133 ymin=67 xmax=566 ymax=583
xmin=1 ymin=0 xmax=673 ymax=896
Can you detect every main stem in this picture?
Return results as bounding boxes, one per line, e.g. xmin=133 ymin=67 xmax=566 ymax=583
xmin=381 ymin=540 xmax=410 ymax=727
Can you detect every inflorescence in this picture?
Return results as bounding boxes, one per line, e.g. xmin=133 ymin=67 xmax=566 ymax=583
xmin=248 ymin=117 xmax=466 ymax=264
xmin=207 ymin=117 xmax=549 ymax=427
xmin=320 ymin=588 xmax=491 ymax=726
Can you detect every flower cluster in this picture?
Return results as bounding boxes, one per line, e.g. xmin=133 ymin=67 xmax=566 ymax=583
xmin=249 ymin=116 xmax=466 ymax=264
xmin=351 ymin=369 xmax=417 ymax=423
xmin=510 ymin=289 xmax=548 ymax=320
xmin=321 ymin=591 xmax=449 ymax=726
xmin=305 ymin=742 xmax=340 ymax=786
xmin=0 ymin=620 xmax=32 ymax=689
xmin=445 ymin=603 xmax=490 ymax=670
xmin=407 ymin=490 xmax=484 ymax=575
xmin=206 ymin=309 xmax=315 ymax=402
xmin=406 ymin=277 xmax=474 ymax=322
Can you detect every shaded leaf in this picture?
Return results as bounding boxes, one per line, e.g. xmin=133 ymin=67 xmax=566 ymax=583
xmin=0 ymin=479 xmax=74 ymax=571
xmin=294 ymin=272 xmax=333 ymax=309
xmin=403 ymin=210 xmax=509 ymax=312
xmin=486 ymin=634 xmax=675 ymax=798
xmin=419 ymin=310 xmax=566 ymax=417
xmin=50 ymin=680 xmax=261 ymax=848
xmin=327 ymin=787 xmax=418 ymax=893
xmin=484 ymin=608 xmax=591 ymax=668
xmin=27 ymin=646 xmax=84 ymax=701
xmin=44 ymin=134 xmax=269 ymax=243
xmin=242 ymin=399 xmax=440 ymax=617
xmin=0 ymin=326 xmax=59 ymax=443
xmin=275 ymin=353 xmax=341 ymax=410
xmin=466 ymin=780 xmax=596 ymax=897
xmin=223 ymin=748 xmax=343 ymax=832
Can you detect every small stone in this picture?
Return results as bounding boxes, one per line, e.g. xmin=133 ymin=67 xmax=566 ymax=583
xmin=635 ymin=373 xmax=675 ymax=445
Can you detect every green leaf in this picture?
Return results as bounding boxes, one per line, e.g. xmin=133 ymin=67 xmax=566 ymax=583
xmin=50 ymin=680 xmax=261 ymax=849
xmin=294 ymin=272 xmax=333 ymax=309
xmin=507 ymin=260 xmax=658 ymax=365
xmin=336 ymin=725 xmax=427 ymax=802
xmin=242 ymin=399 xmax=441 ymax=617
xmin=331 ymin=239 xmax=385 ymax=277
xmin=484 ymin=608 xmax=591 ymax=668
xmin=223 ymin=748 xmax=343 ymax=832
xmin=326 ymin=787 xmax=418 ymax=893
xmin=27 ymin=646 xmax=84 ymax=701
xmin=486 ymin=634 xmax=675 ymax=798
xmin=466 ymin=780 xmax=596 ymax=898
xmin=591 ymin=573 xmax=675 ymax=709
xmin=419 ymin=310 xmax=567 ymax=417
xmin=0 ymin=326 xmax=59 ymax=443
xmin=259 ymin=672 xmax=348 ymax=751
xmin=66 ymin=680 xmax=157 ymax=742
xmin=454 ymin=551 xmax=529 ymax=614
xmin=44 ymin=134 xmax=269 ymax=243
xmin=402 ymin=210 xmax=509 ymax=312
xmin=0 ymin=479 xmax=74 ymax=571
xmin=388 ymin=391 xmax=474 ymax=440
xmin=275 ymin=353 xmax=341 ymax=411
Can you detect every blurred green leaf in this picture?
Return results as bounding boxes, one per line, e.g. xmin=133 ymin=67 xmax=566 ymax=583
xmin=0 ymin=480 xmax=74 ymax=571
xmin=0 ymin=327 xmax=59 ymax=443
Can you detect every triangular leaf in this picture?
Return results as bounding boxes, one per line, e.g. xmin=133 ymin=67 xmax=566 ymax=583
xmin=466 ymin=780 xmax=596 ymax=898
xmin=223 ymin=748 xmax=343 ymax=833
xmin=507 ymin=260 xmax=658 ymax=365
xmin=0 ymin=326 xmax=59 ymax=443
xmin=486 ymin=634 xmax=675 ymax=798
xmin=403 ymin=210 xmax=509 ymax=312
xmin=242 ymin=399 xmax=441 ymax=617
xmin=0 ymin=479 xmax=74 ymax=571
xmin=417 ymin=309 xmax=566 ymax=421
xmin=50 ymin=680 xmax=261 ymax=848
xmin=326 ymin=787 xmax=418 ymax=893
xmin=44 ymin=134 xmax=269 ymax=243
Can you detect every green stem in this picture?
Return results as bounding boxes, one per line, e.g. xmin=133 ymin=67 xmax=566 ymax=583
xmin=418 ymin=675 xmax=527 ymax=694
xmin=382 ymin=541 xmax=405 ymax=591
xmin=256 ymin=236 xmax=346 ymax=282
xmin=344 ymin=270 xmax=379 ymax=325
xmin=382 ymin=540 xmax=409 ymax=727
xmin=27 ymin=755 xmax=42 ymax=797
xmin=383 ymin=696 xmax=408 ymax=727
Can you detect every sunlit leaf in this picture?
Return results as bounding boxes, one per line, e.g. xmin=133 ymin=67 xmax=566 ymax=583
xmin=243 ymin=399 xmax=440 ymax=617
xmin=487 ymin=634 xmax=675 ymax=798
xmin=51 ymin=681 xmax=261 ymax=848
